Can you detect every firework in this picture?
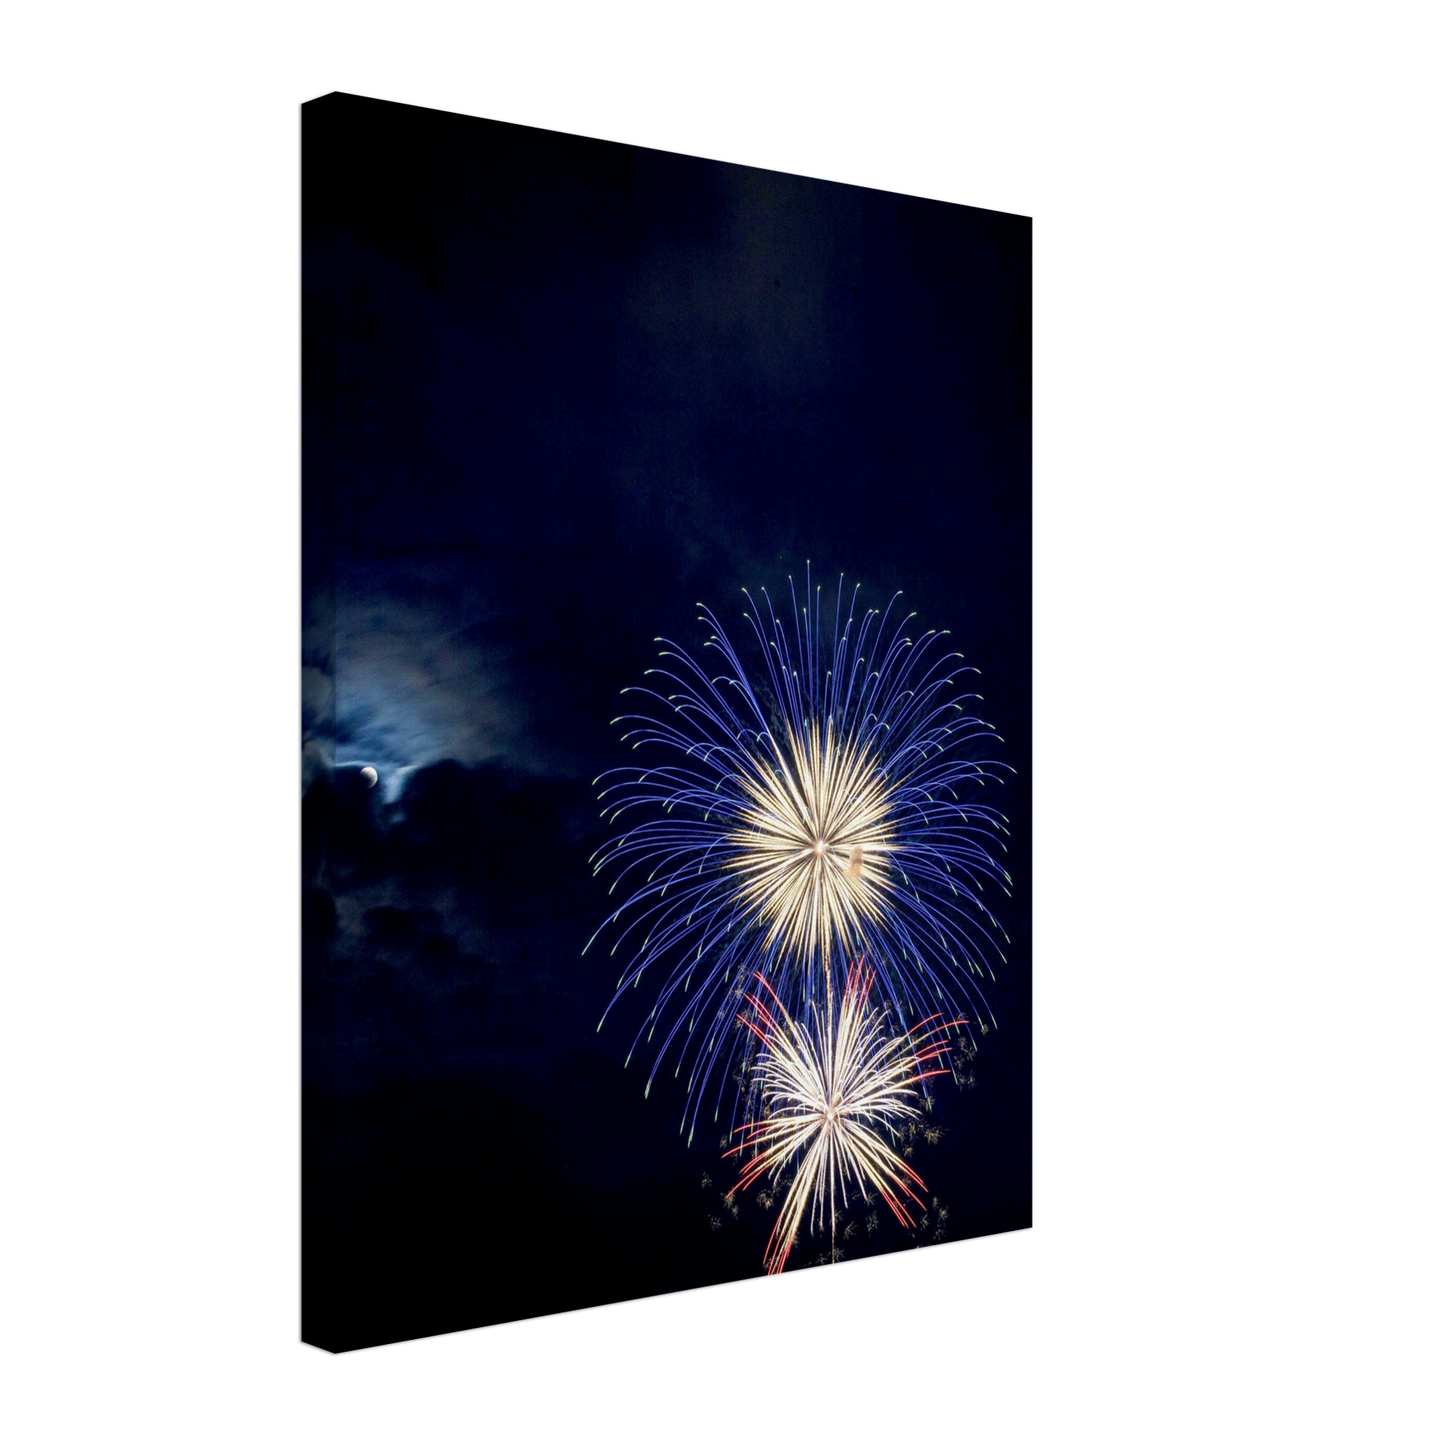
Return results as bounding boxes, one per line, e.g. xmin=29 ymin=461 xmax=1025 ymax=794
xmin=726 ymin=962 xmax=955 ymax=1274
xmin=587 ymin=569 xmax=1010 ymax=1140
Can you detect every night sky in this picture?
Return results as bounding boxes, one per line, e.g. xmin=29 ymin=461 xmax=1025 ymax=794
xmin=302 ymin=92 xmax=1031 ymax=1353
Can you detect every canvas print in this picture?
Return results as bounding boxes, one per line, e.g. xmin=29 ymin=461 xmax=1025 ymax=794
xmin=303 ymin=92 xmax=1031 ymax=1352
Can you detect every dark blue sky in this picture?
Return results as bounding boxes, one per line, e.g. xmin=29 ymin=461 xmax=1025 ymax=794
xmin=303 ymin=92 xmax=1030 ymax=1351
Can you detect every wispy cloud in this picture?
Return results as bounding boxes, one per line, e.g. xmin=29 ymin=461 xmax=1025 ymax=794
xmin=331 ymin=561 xmax=543 ymax=797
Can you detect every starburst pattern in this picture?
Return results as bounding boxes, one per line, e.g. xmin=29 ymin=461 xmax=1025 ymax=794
xmin=587 ymin=570 xmax=1011 ymax=1142
xmin=726 ymin=961 xmax=957 ymax=1274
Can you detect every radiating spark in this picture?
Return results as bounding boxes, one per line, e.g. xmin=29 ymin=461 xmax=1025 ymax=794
xmin=725 ymin=961 xmax=958 ymax=1274
xmin=589 ymin=568 xmax=1011 ymax=1139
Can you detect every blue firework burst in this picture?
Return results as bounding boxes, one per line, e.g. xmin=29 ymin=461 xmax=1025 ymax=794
xmin=587 ymin=569 xmax=1012 ymax=1142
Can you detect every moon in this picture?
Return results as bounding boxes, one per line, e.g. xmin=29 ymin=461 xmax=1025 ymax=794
xmin=359 ymin=766 xmax=378 ymax=789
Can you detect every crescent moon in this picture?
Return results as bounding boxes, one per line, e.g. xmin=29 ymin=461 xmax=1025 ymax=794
xmin=359 ymin=766 xmax=378 ymax=789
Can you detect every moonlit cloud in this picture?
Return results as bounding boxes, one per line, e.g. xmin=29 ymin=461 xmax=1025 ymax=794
xmin=332 ymin=563 xmax=540 ymax=798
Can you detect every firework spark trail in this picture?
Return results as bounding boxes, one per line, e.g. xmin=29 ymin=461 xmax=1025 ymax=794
xmin=586 ymin=568 xmax=1011 ymax=1141
xmin=725 ymin=962 xmax=956 ymax=1274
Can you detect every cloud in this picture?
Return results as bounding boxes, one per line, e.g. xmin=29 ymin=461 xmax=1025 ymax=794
xmin=329 ymin=560 xmax=550 ymax=798
xmin=302 ymin=590 xmax=337 ymax=791
xmin=301 ymin=738 xmax=331 ymax=793
xmin=302 ymin=664 xmax=332 ymax=734
xmin=302 ymin=587 xmax=335 ymax=669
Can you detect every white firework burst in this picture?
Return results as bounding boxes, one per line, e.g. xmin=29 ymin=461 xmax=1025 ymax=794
xmin=727 ymin=960 xmax=957 ymax=1274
